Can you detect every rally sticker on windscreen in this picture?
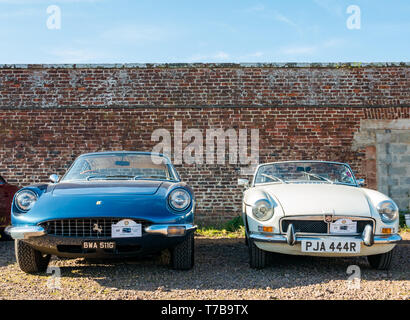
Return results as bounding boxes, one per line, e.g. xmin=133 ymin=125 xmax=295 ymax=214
xmin=111 ymin=219 xmax=142 ymax=238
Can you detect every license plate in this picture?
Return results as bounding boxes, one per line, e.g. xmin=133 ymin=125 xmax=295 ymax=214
xmin=301 ymin=239 xmax=361 ymax=253
xmin=82 ymin=241 xmax=116 ymax=250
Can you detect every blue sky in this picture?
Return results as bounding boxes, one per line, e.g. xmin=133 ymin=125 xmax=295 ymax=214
xmin=0 ymin=0 xmax=409 ymax=63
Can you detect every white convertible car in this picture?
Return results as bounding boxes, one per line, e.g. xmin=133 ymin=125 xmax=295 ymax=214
xmin=239 ymin=161 xmax=401 ymax=270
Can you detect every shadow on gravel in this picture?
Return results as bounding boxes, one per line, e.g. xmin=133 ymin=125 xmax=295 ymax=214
xmin=0 ymin=239 xmax=14 ymax=267
xmin=35 ymin=237 xmax=409 ymax=292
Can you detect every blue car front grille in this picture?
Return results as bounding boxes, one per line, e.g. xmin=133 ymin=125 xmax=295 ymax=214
xmin=40 ymin=218 xmax=151 ymax=238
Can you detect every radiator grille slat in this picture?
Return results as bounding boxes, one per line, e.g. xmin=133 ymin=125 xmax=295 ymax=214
xmin=40 ymin=218 xmax=150 ymax=238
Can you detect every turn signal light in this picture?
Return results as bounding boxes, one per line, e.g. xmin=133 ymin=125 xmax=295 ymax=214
xmin=167 ymin=226 xmax=186 ymax=236
xmin=263 ymin=226 xmax=273 ymax=233
xmin=381 ymin=228 xmax=393 ymax=234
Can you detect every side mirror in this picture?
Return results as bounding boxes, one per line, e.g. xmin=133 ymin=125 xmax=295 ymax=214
xmin=49 ymin=174 xmax=60 ymax=184
xmin=238 ymin=178 xmax=249 ymax=187
xmin=357 ymin=178 xmax=365 ymax=187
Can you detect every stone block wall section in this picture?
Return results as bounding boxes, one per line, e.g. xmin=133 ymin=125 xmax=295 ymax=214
xmin=0 ymin=63 xmax=409 ymax=223
xmin=353 ymin=119 xmax=410 ymax=210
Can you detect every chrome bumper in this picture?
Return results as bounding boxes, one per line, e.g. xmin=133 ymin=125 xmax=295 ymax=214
xmin=249 ymin=233 xmax=402 ymax=246
xmin=5 ymin=226 xmax=46 ymax=240
xmin=251 ymin=222 xmax=401 ymax=247
xmin=144 ymin=224 xmax=197 ymax=236
xmin=6 ymin=224 xmax=197 ymax=240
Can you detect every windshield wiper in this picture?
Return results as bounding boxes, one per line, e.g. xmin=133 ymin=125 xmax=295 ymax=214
xmin=133 ymin=175 xmax=169 ymax=180
xmin=87 ymin=175 xmax=134 ymax=181
xmin=87 ymin=175 xmax=107 ymax=181
xmin=303 ymin=172 xmax=334 ymax=184
xmin=261 ymin=173 xmax=286 ymax=183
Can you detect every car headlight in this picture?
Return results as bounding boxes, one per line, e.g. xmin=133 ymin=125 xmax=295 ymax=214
xmin=252 ymin=199 xmax=274 ymax=221
xmin=168 ymin=189 xmax=191 ymax=211
xmin=377 ymin=200 xmax=398 ymax=223
xmin=15 ymin=190 xmax=38 ymax=212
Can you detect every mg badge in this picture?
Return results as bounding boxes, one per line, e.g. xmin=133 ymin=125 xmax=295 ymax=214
xmin=324 ymin=215 xmax=334 ymax=223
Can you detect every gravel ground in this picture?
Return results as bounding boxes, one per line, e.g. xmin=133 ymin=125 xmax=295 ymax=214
xmin=0 ymin=233 xmax=408 ymax=300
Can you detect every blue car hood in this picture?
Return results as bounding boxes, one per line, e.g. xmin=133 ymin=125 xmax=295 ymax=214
xmin=14 ymin=181 xmax=193 ymax=225
xmin=52 ymin=181 xmax=162 ymax=196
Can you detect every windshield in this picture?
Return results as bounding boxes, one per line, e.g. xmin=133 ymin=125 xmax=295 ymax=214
xmin=254 ymin=162 xmax=356 ymax=186
xmin=62 ymin=153 xmax=177 ymax=182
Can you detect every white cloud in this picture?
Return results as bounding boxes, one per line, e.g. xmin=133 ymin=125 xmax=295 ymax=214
xmin=242 ymin=4 xmax=299 ymax=30
xmin=186 ymin=51 xmax=231 ymax=62
xmin=238 ymin=51 xmax=265 ymax=62
xmin=214 ymin=51 xmax=230 ymax=59
xmin=273 ymin=11 xmax=298 ymax=28
xmin=248 ymin=51 xmax=264 ymax=58
xmin=279 ymin=38 xmax=344 ymax=56
xmin=48 ymin=48 xmax=107 ymax=63
xmin=185 ymin=51 xmax=265 ymax=63
xmin=313 ymin=0 xmax=344 ymax=17
xmin=281 ymin=46 xmax=317 ymax=55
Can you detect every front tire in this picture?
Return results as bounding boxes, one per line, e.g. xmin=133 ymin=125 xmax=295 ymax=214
xmin=367 ymin=249 xmax=394 ymax=270
xmin=170 ymin=232 xmax=194 ymax=270
xmin=249 ymin=239 xmax=266 ymax=269
xmin=15 ymin=240 xmax=51 ymax=273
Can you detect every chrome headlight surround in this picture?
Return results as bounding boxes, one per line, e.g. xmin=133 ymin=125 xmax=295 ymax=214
xmin=168 ymin=189 xmax=191 ymax=212
xmin=15 ymin=190 xmax=38 ymax=212
xmin=252 ymin=199 xmax=274 ymax=221
xmin=377 ymin=200 xmax=399 ymax=223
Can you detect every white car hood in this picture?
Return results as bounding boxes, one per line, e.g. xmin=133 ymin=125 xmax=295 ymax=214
xmin=257 ymin=183 xmax=371 ymax=217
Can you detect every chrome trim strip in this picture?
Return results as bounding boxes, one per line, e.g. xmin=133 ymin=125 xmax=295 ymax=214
xmin=373 ymin=234 xmax=402 ymax=244
xmin=250 ymin=234 xmax=288 ymax=244
xmin=5 ymin=226 xmax=46 ymax=240
xmin=281 ymin=215 xmax=375 ymax=221
xmin=144 ymin=224 xmax=197 ymax=237
xmin=249 ymin=233 xmax=401 ymax=245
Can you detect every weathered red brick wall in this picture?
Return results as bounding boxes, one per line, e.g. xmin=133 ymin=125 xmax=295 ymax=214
xmin=1 ymin=63 xmax=409 ymax=107
xmin=0 ymin=63 xmax=409 ymax=223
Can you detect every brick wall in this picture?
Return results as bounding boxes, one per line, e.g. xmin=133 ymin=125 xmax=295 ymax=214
xmin=0 ymin=63 xmax=409 ymax=223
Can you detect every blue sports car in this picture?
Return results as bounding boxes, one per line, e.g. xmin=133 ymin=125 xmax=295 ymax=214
xmin=6 ymin=151 xmax=196 ymax=273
